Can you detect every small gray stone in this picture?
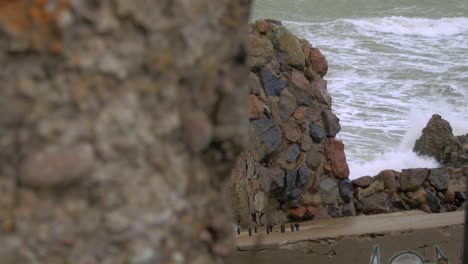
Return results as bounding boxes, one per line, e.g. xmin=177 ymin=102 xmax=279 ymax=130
xmin=428 ymin=168 xmax=449 ymax=191
xmin=309 ymin=123 xmax=326 ymax=143
xmin=260 ymin=67 xmax=287 ymax=97
xmin=286 ymin=144 xmax=301 ymax=163
xmin=339 ymin=179 xmax=354 ymax=203
xmin=319 ymin=178 xmax=339 ymax=204
xmin=290 ymin=187 xmax=301 ymax=201
xmin=296 ymin=165 xmax=311 ymax=187
xmin=249 ymin=117 xmax=283 ymax=161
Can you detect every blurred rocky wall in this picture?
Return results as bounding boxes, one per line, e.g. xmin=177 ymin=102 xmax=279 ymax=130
xmin=230 ymin=20 xmax=351 ymax=227
xmin=0 ymin=0 xmax=251 ymax=263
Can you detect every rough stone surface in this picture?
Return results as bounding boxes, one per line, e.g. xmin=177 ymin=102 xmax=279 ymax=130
xmin=352 ymin=176 xmax=373 ymax=188
xmin=356 ymin=180 xmax=385 ymax=200
xmin=296 ymin=165 xmax=311 ymax=188
xmin=319 ymin=178 xmax=339 ymax=205
xmin=288 ymin=206 xmax=307 ymax=219
xmin=286 ymin=144 xmax=301 ymax=163
xmin=425 ymin=190 xmax=441 ymax=213
xmin=248 ymin=34 xmax=274 ymax=69
xmin=428 ymin=167 xmax=449 ymax=191
xmin=279 ymin=89 xmax=298 ymax=121
xmin=362 ymin=193 xmax=391 ymax=214
xmin=308 ymin=48 xmax=328 ymax=77
xmin=321 ymin=110 xmax=341 ymax=137
xmin=400 ymin=169 xmax=429 ymax=191
xmin=271 ymin=26 xmax=305 ymax=70
xmin=258 ymin=165 xmax=284 ymax=192
xmin=375 ymin=170 xmax=398 ymax=195
xmin=339 ymin=179 xmax=354 ymax=203
xmin=250 ymin=118 xmax=283 ymax=161
xmin=248 ymin=94 xmax=264 ymax=119
xmin=309 ymin=124 xmax=326 ymax=143
xmin=0 ymin=0 xmax=252 ymax=263
xmin=260 ymin=66 xmax=287 ymax=97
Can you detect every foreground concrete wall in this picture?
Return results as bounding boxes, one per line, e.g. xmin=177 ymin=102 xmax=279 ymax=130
xmin=0 ymin=0 xmax=251 ymax=263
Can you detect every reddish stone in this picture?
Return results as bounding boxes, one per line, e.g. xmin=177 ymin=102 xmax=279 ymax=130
xmin=252 ymin=179 xmax=262 ymax=191
xmin=256 ymin=20 xmax=268 ymax=33
xmin=291 ymin=69 xmax=310 ymax=90
xmin=288 ymin=206 xmax=307 ymax=219
xmin=325 ymin=138 xmax=350 ymax=179
xmin=306 ymin=206 xmax=318 ymax=218
xmin=248 ymin=94 xmax=264 ymax=119
xmin=293 ymin=106 xmax=308 ymax=122
xmin=308 ymin=48 xmax=328 ymax=77
xmin=444 ymin=188 xmax=455 ymax=203
xmin=305 ymin=66 xmax=320 ymax=81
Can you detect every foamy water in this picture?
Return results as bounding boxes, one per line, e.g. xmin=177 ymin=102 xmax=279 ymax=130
xmin=253 ymin=2 xmax=468 ymax=179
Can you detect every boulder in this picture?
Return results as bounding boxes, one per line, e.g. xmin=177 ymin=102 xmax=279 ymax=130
xmin=321 ymin=110 xmax=341 ymax=137
xmin=325 ymin=138 xmax=350 ymax=179
xmin=428 ymin=167 xmax=449 ymax=191
xmin=249 ymin=117 xmax=283 ymax=161
xmin=248 ymin=35 xmax=274 ymax=69
xmin=248 ymin=72 xmax=264 ymax=97
xmin=314 ymin=207 xmax=332 ymax=220
xmin=425 ymin=190 xmax=441 ymax=213
xmin=310 ymin=79 xmax=332 ymax=106
xmin=271 ymin=26 xmax=305 ymax=70
xmin=355 ymin=180 xmax=385 ymax=200
xmin=282 ymin=118 xmax=302 ymax=142
xmin=375 ymin=170 xmax=398 ymax=194
xmin=308 ymin=48 xmax=328 ymax=77
xmin=352 ymin=176 xmax=373 ymax=188
xmin=399 ymin=168 xmax=428 ymax=192
xmin=406 ymin=187 xmax=427 ymax=208
xmin=362 ymin=192 xmax=391 ymax=214
xmin=260 ymin=66 xmax=287 ymax=97
xmin=247 ymin=94 xmax=264 ymax=119
xmin=319 ymin=178 xmax=339 ymax=204
xmin=342 ymin=202 xmax=356 ymax=217
xmin=413 ymin=114 xmax=454 ymax=164
xmin=296 ymin=164 xmax=311 ymax=187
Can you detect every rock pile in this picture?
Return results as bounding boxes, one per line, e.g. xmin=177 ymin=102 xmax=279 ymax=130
xmin=352 ymin=167 xmax=466 ymax=215
xmin=414 ymin=114 xmax=468 ymax=168
xmin=230 ymin=20 xmax=351 ymax=227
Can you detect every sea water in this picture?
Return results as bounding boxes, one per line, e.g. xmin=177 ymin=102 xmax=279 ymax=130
xmin=252 ymin=0 xmax=468 ymax=178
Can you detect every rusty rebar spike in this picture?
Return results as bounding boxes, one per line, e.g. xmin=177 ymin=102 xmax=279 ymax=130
xmin=295 ymin=223 xmax=299 ymax=231
xmin=248 ymin=228 xmax=252 ymax=236
xmin=266 ymin=226 xmax=270 ymax=235
xmin=280 ymin=224 xmax=285 ymax=233
xmin=269 ymin=225 xmax=273 ymax=232
xmin=290 ymin=224 xmax=294 ymax=232
xmin=254 ymin=226 xmax=257 ymax=233
xmin=237 ymin=227 xmax=240 ymax=235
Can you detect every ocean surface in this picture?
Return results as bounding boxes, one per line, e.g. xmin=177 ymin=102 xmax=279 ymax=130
xmin=252 ymin=0 xmax=468 ymax=179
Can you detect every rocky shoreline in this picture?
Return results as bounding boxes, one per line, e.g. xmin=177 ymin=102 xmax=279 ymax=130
xmin=230 ymin=19 xmax=467 ymax=228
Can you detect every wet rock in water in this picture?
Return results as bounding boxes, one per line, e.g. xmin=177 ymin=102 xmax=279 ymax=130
xmin=325 ymin=138 xmax=350 ymax=179
xmin=321 ymin=110 xmax=341 ymax=137
xmin=248 ymin=34 xmax=274 ymax=69
xmin=288 ymin=206 xmax=306 ymax=219
xmin=425 ymin=190 xmax=441 ymax=213
xmin=296 ymin=165 xmax=311 ymax=187
xmin=414 ymin=114 xmax=453 ymax=161
xmin=352 ymin=176 xmax=373 ymax=188
xmin=271 ymin=26 xmax=305 ymax=70
xmin=399 ymin=168 xmax=428 ymax=192
xmin=362 ymin=192 xmax=391 ymax=214
xmin=428 ymin=167 xmax=449 ymax=191
xmin=258 ymin=165 xmax=284 ymax=192
xmin=246 ymin=157 xmax=256 ymax=180
xmin=308 ymin=47 xmax=328 ymax=77
xmin=279 ymin=88 xmax=297 ymax=121
xmin=319 ymin=178 xmax=339 ymax=205
xmin=247 ymin=94 xmax=264 ymax=119
xmin=286 ymin=144 xmax=301 ymax=163
xmin=20 ymin=144 xmax=95 ymax=188
xmin=249 ymin=117 xmax=283 ymax=161
xmin=309 ymin=123 xmax=326 ymax=143
xmin=339 ymin=179 xmax=354 ymax=203
xmin=260 ymin=66 xmax=287 ymax=97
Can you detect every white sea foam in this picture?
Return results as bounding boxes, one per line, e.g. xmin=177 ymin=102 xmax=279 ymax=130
xmin=345 ymin=16 xmax=468 ymax=37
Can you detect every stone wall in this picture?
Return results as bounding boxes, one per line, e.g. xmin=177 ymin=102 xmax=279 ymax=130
xmin=352 ymin=167 xmax=466 ymax=215
xmin=230 ymin=20 xmax=351 ymax=227
xmin=0 ymin=1 xmax=251 ymax=263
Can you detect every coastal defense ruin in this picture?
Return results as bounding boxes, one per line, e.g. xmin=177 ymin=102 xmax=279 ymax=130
xmin=0 ymin=0 xmax=252 ymax=263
